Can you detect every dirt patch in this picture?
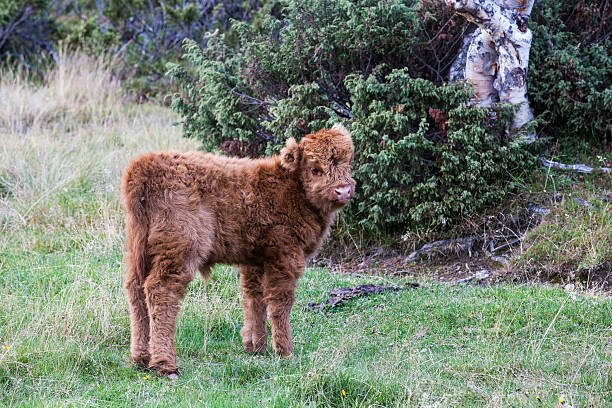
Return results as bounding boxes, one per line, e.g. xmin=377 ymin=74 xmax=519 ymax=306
xmin=325 ymin=252 xmax=505 ymax=284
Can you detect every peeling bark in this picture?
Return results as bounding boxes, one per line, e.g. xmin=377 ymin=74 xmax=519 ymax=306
xmin=465 ymin=29 xmax=498 ymax=106
xmin=449 ymin=28 xmax=477 ymax=82
xmin=447 ymin=0 xmax=535 ymax=138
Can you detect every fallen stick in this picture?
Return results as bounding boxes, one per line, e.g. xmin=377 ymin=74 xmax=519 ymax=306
xmin=404 ymin=236 xmax=478 ymax=262
xmin=440 ymin=269 xmax=492 ymax=285
xmin=527 ymin=202 xmax=550 ymax=216
xmin=540 ymin=157 xmax=611 ymax=174
xmin=456 ymin=270 xmax=491 ymax=284
xmin=305 ymin=283 xmax=419 ymax=311
xmin=491 ymin=238 xmax=522 ymax=253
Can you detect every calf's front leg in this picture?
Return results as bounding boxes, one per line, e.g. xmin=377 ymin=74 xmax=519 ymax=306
xmin=240 ymin=266 xmax=268 ymax=353
xmin=262 ymin=265 xmax=300 ymax=357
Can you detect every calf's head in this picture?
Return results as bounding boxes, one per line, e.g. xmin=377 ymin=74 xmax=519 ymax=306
xmin=281 ymin=124 xmax=356 ymax=213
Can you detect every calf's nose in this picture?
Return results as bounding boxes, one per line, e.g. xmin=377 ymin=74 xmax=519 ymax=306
xmin=334 ymin=185 xmax=353 ymax=201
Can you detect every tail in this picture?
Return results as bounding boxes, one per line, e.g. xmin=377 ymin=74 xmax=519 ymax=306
xmin=121 ymin=161 xmax=150 ymax=284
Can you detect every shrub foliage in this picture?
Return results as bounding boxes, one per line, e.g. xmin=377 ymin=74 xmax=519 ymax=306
xmin=3 ymin=0 xmax=607 ymax=139
xmin=169 ymin=0 xmax=534 ymax=233
xmin=529 ymin=0 xmax=611 ymax=142
xmin=1 ymin=0 xmax=261 ymax=95
xmin=0 ymin=0 xmax=57 ymax=66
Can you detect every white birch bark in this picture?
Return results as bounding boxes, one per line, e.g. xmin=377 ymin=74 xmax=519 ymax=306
xmin=446 ymin=0 xmax=535 ymax=139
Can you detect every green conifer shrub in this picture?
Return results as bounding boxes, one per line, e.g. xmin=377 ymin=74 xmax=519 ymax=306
xmin=529 ymin=0 xmax=611 ymax=142
xmin=169 ymin=0 xmax=535 ymax=234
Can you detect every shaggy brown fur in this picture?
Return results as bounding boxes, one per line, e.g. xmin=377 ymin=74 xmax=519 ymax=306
xmin=121 ymin=124 xmax=355 ymax=377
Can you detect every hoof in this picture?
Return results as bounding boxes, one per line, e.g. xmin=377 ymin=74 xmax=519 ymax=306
xmin=242 ymin=339 xmax=254 ymax=352
xmin=244 ymin=346 xmax=267 ymax=355
xmin=155 ymin=368 xmax=180 ymax=379
xmin=149 ymin=360 xmax=179 ymax=379
xmin=251 ymin=335 xmax=268 ymax=354
xmin=130 ymin=354 xmax=150 ymax=369
xmin=252 ymin=345 xmax=268 ymax=354
xmin=272 ymin=342 xmax=294 ymax=358
xmin=244 ymin=340 xmax=267 ymax=354
xmin=273 ymin=348 xmax=295 ymax=359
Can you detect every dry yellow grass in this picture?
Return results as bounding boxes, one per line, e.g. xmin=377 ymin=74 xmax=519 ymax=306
xmin=0 ymin=50 xmax=122 ymax=133
xmin=0 ymin=51 xmax=199 ymax=253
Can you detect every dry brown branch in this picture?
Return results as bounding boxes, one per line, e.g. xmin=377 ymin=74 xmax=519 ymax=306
xmin=305 ymin=283 xmax=420 ymax=311
xmin=540 ymin=157 xmax=612 ymax=174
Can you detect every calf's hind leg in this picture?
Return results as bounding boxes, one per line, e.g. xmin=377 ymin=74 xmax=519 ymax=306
xmin=125 ymin=272 xmax=150 ymax=367
xmin=144 ymin=231 xmax=195 ymax=377
xmin=240 ymin=266 xmax=268 ymax=353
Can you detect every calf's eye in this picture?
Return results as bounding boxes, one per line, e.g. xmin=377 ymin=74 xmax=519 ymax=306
xmin=311 ymin=168 xmax=321 ymax=176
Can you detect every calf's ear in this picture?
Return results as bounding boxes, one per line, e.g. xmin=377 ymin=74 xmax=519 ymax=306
xmin=331 ymin=123 xmax=351 ymax=139
xmin=280 ymin=137 xmax=301 ymax=172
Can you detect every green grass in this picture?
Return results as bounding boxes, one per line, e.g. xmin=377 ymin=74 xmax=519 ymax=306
xmin=1 ymin=53 xmax=611 ymax=407
xmin=1 ymin=243 xmax=611 ymax=407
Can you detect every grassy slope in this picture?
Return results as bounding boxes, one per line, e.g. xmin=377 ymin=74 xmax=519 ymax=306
xmin=510 ymin=155 xmax=612 ymax=286
xmin=0 ymin=55 xmax=610 ymax=407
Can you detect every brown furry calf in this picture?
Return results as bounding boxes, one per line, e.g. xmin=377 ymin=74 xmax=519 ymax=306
xmin=121 ymin=124 xmax=355 ymax=378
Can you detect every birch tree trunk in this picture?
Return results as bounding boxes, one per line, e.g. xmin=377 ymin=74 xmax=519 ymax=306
xmin=446 ymin=0 xmax=535 ymax=139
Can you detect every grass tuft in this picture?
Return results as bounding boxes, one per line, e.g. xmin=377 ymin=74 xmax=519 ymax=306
xmin=0 ymin=49 xmax=123 ymax=134
xmin=509 ymin=166 xmax=612 ymax=290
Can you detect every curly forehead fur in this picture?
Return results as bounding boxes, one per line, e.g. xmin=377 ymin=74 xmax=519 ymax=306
xmin=301 ymin=123 xmax=354 ymax=160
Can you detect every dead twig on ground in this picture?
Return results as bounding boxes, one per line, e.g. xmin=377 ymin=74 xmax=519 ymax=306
xmin=404 ymin=236 xmax=478 ymax=262
xmin=540 ymin=157 xmax=611 ymax=174
xmin=305 ymin=283 xmax=419 ymax=311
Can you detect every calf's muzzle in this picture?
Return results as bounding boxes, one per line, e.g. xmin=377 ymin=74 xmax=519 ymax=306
xmin=333 ymin=185 xmax=354 ymax=203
